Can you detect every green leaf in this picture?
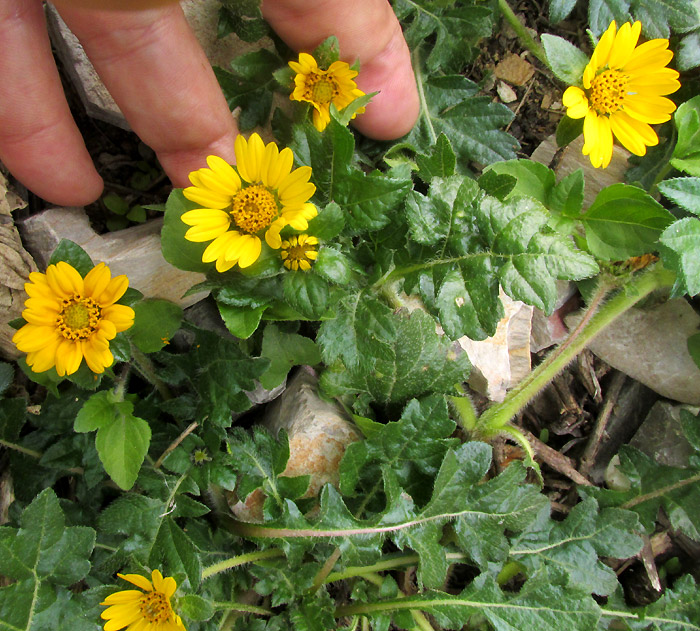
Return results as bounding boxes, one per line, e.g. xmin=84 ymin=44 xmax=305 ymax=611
xmin=689 ymin=331 xmax=700 ymax=370
xmin=283 ymin=271 xmax=329 ymax=319
xmin=582 ymin=445 xmax=700 ymax=539
xmin=305 ymin=202 xmax=345 ymax=241
xmin=478 ymin=170 xmax=517 ymax=200
xmin=74 ymin=390 xmax=121 ymax=432
xmin=588 ymin=0 xmax=631 ymax=36
xmin=317 ymin=291 xmax=396 ymax=370
xmin=129 ymin=299 xmax=183 ymax=352
xmin=218 ymin=303 xmax=266 ymax=339
xmin=556 ymin=114 xmax=585 ymax=147
xmin=314 ymin=247 xmax=355 ymax=285
xmin=178 ymin=595 xmax=215 ymax=621
xmin=511 ymin=497 xmax=642 ymax=596
xmin=405 ymin=73 xmax=519 ymax=167
xmin=394 ymin=0 xmax=494 ymax=73
xmin=217 ymin=2 xmax=269 ymax=42
xmin=0 ymin=363 xmax=13 ymax=398
xmin=0 ymin=489 xmax=95 ymax=631
xmin=161 ymin=189 xmax=212 ymax=273
xmin=339 ymin=395 xmax=459 ymax=498
xmin=48 ymin=240 xmax=94 ymax=276
xmin=150 ymin=518 xmax=202 ymax=590
xmin=659 ymin=177 xmax=700 ymax=214
xmin=549 ymin=169 xmax=585 ymax=218
xmin=678 ymin=31 xmax=700 ymax=71
xmin=658 ymin=217 xmax=700 ymax=296
xmin=581 ymin=183 xmax=675 ymax=260
xmin=541 ymin=34 xmax=590 ymax=85
xmin=103 ymin=192 xmax=129 ymax=215
xmin=549 ymin=0 xmax=577 ymax=22
xmin=259 ymin=324 xmax=321 ymax=389
xmin=630 ymin=0 xmax=699 ymax=39
xmin=320 ymin=309 xmax=471 ymax=405
xmin=415 ymin=133 xmax=457 ymax=182
xmin=672 ymin=95 xmax=700 ymax=176
xmin=0 ymin=397 xmax=25 ymax=441
xmin=94 ymin=402 xmax=151 ymax=490
xmin=214 ymin=49 xmax=280 ymax=130
xmin=158 ymin=326 xmax=269 ymax=425
xmin=484 ymin=159 xmax=556 ymax=204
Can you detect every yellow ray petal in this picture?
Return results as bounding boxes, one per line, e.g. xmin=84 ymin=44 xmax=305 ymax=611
xmin=83 ymin=262 xmax=111 ymax=301
xmin=118 ymin=573 xmax=153 ymax=592
xmin=236 ymin=235 xmax=262 ymax=268
xmin=608 ymin=21 xmax=641 ymax=69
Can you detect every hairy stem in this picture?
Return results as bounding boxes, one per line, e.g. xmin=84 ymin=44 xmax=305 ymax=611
xmin=130 ymin=344 xmax=172 ymax=400
xmin=477 ymin=266 xmax=674 ymax=433
xmin=496 ymin=0 xmax=548 ymax=65
xmin=201 ymin=548 xmax=285 ymax=580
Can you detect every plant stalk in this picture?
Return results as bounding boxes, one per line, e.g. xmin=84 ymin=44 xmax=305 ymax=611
xmin=201 ymin=548 xmax=285 ymax=580
xmin=497 ymin=0 xmax=548 ymax=65
xmin=477 ymin=266 xmax=674 ymax=433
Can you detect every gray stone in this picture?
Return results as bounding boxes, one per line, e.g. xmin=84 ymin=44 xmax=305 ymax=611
xmin=565 ymin=299 xmax=700 ymax=405
xmin=18 ymin=206 xmax=206 ymax=307
xmin=629 ymin=401 xmax=700 ymax=468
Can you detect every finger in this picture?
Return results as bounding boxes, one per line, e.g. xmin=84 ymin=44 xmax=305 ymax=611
xmin=57 ymin=3 xmax=238 ymax=187
xmin=0 ymin=1 xmax=103 ymax=206
xmin=262 ymin=0 xmax=419 ymax=140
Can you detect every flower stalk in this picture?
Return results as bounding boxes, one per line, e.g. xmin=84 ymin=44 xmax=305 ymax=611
xmin=473 ymin=265 xmax=675 ymax=435
xmin=496 ymin=0 xmax=548 ymax=65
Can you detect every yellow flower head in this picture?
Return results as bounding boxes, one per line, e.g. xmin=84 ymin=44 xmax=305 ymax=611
xmin=280 ymin=234 xmax=319 ymax=271
xmin=12 ymin=261 xmax=134 ymax=376
xmin=563 ymin=20 xmax=680 ymax=168
xmin=181 ymin=134 xmax=318 ymax=272
xmin=100 ymin=570 xmax=185 ymax=631
xmin=289 ymin=52 xmax=366 ymax=132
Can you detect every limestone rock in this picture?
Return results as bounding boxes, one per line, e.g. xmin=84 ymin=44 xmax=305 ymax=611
xmin=565 ymin=299 xmax=700 ymax=405
xmin=629 ymin=401 xmax=700 ymax=468
xmin=531 ymin=134 xmax=630 ymax=208
xmin=457 ymin=292 xmax=533 ymax=402
xmin=18 ymin=207 xmax=206 ymax=307
xmin=0 ymin=173 xmax=37 ymax=360
xmin=230 ymin=368 xmax=361 ymax=522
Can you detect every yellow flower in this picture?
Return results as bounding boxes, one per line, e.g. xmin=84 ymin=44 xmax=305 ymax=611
xmin=12 ymin=261 xmax=134 ymax=376
xmin=562 ymin=20 xmax=680 ymax=168
xmin=100 ymin=570 xmax=185 ymax=631
xmin=280 ymin=234 xmax=319 ymax=271
xmin=181 ymin=134 xmax=317 ymax=272
xmin=289 ymin=53 xmax=366 ymax=132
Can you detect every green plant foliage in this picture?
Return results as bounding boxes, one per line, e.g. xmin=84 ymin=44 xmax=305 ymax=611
xmin=259 ymin=324 xmax=321 ymax=389
xmin=0 ymin=489 xmax=95 ymax=630
xmin=405 ymin=73 xmax=520 ymax=168
xmin=394 ymin=0 xmax=495 ymax=73
xmin=129 ymin=299 xmax=184 ymax=353
xmin=672 ymin=95 xmax=700 ymax=176
xmin=541 ymin=34 xmax=590 ymax=85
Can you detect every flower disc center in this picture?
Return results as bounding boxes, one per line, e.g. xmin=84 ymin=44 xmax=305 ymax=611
xmin=139 ymin=591 xmax=171 ymax=623
xmin=57 ymin=297 xmax=101 ymax=340
xmin=310 ymin=76 xmax=337 ymax=104
xmin=589 ymin=69 xmax=629 ymax=115
xmin=230 ymin=184 xmax=278 ymax=234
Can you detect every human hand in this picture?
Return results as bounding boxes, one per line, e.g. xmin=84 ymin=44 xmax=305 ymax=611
xmin=0 ymin=0 xmax=418 ymax=207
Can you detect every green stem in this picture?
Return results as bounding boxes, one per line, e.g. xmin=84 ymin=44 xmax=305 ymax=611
xmin=448 ymin=393 xmax=478 ymax=432
xmin=497 ymin=0 xmax=548 ymax=65
xmin=412 ymin=48 xmax=437 ymax=144
xmin=130 ymin=344 xmax=172 ymax=400
xmin=648 ymin=161 xmax=673 ymax=196
xmin=201 ymin=549 xmax=285 ymax=580
xmin=478 ymin=266 xmax=674 ymax=433
xmin=210 ymin=601 xmax=273 ymax=616
xmin=0 ymin=438 xmax=43 ymax=459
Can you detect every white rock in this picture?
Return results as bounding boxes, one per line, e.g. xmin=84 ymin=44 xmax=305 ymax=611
xmin=230 ymin=368 xmax=361 ymax=522
xmin=18 ymin=207 xmax=206 ymax=307
xmin=565 ymin=299 xmax=700 ymax=405
xmin=457 ymin=291 xmax=533 ymax=402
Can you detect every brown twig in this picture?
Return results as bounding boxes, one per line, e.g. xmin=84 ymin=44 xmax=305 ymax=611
xmin=523 ymin=430 xmax=593 ymax=486
xmin=579 ymin=371 xmax=626 ymax=476
xmin=153 ymin=421 xmax=199 ymax=470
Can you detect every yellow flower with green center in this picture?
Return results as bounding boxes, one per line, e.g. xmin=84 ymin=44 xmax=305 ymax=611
xmin=100 ymin=569 xmax=185 ymax=631
xmin=563 ymin=20 xmax=680 ymax=168
xmin=280 ymin=234 xmax=319 ymax=271
xmin=12 ymin=261 xmax=134 ymax=376
xmin=289 ymin=53 xmax=366 ymax=132
xmin=181 ymin=133 xmax=317 ymax=272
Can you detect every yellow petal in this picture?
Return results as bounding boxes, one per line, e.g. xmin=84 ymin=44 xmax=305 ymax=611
xmin=97 ymin=318 xmax=118 ymax=340
xmin=312 ymin=106 xmax=330 ymax=131
xmin=237 ymin=235 xmax=262 ymax=268
xmin=23 ymin=305 xmax=59 ymax=326
xmin=202 ymin=231 xmax=242 ymax=263
xmin=563 ymin=86 xmax=589 ymax=119
xmin=26 ymin=337 xmax=60 ymax=373
xmin=102 ymin=304 xmax=135 ymax=332
xmin=118 ymin=573 xmax=153 ymax=592
xmin=624 ymin=39 xmax=673 ymax=73
xmin=278 ymin=166 xmax=315 ymax=205
xmin=13 ymin=325 xmax=60 ymax=352
xmin=206 ymin=155 xmax=242 ymax=191
xmin=184 ymin=223 xmax=230 ymax=243
xmin=265 ymin=219 xmax=286 ymax=249
xmin=100 ymin=590 xmax=143 ymax=606
xmin=83 ymin=262 xmax=112 ymax=301
xmin=183 ymin=185 xmax=231 ymax=209
xmin=161 ymin=576 xmax=177 ymax=599
xmin=623 ymin=94 xmax=677 ymax=124
xmin=610 ymin=111 xmax=658 ymax=155
xmin=608 ymin=21 xmax=641 ymax=69
xmin=193 ymin=166 xmax=240 ymax=197
xmin=97 ymin=274 xmax=129 ymax=307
